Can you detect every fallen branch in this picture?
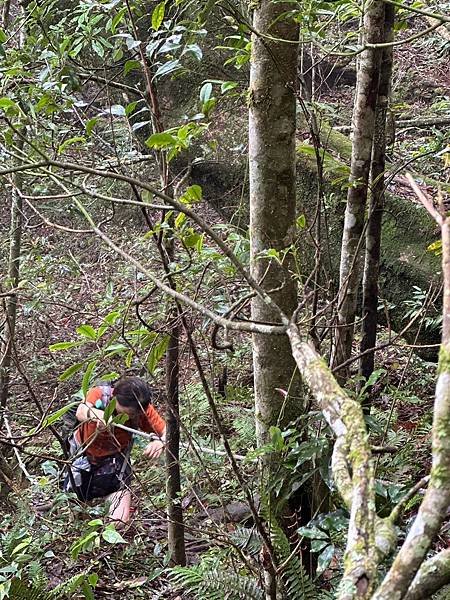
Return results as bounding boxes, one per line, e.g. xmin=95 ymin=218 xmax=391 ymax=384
xmin=397 ymin=116 xmax=450 ymax=129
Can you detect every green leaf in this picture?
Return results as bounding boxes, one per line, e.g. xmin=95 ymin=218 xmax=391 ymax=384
xmin=104 ymin=310 xmax=121 ymax=325
xmin=77 ymin=324 xmax=97 ymax=340
xmin=154 ymin=59 xmax=182 ymax=79
xmin=147 ymin=335 xmax=169 ymax=374
xmin=427 ymin=239 xmax=442 ymax=255
xmin=145 ymin=132 xmax=177 ymax=149
xmin=125 ymin=349 xmax=133 ymax=368
xmin=317 ymin=544 xmax=335 ymax=574
xmin=40 ymin=402 xmax=78 ymax=429
xmin=82 ymin=360 xmax=97 ymax=397
xmin=183 ymin=231 xmax=201 ymax=248
xmin=88 ymin=573 xmax=99 ymax=587
xmin=180 ymin=184 xmax=202 ymax=204
xmin=296 ymin=214 xmax=306 ymax=229
xmin=0 ymin=30 xmax=6 ymax=43
xmin=103 ymin=397 xmax=116 ymax=424
xmin=11 ymin=537 xmax=32 ymax=555
xmin=0 ymin=97 xmax=18 ymax=114
xmin=92 ymin=40 xmax=105 ymax=58
xmin=49 ymin=341 xmax=81 ymax=352
xmin=98 ymin=371 xmax=120 ymax=382
xmin=81 ymin=581 xmax=95 ymax=600
xmin=199 ymin=82 xmax=212 ymax=104
xmin=102 ymin=524 xmax=127 ymax=544
xmin=221 ymin=81 xmax=238 ymax=94
xmin=105 ymin=342 xmax=128 ymax=354
xmin=70 ymin=531 xmax=99 ymax=560
xmin=86 ymin=118 xmax=98 ymax=136
xmin=97 ymin=324 xmax=108 ymax=338
xmin=0 ymin=97 xmax=17 ymax=109
xmin=297 ymin=526 xmax=329 ymax=540
xmin=88 ymin=519 xmax=103 ymax=528
xmin=182 ymin=43 xmax=202 ymax=60
xmin=124 ymin=60 xmax=141 ymax=76
xmin=59 ymin=362 xmax=84 ymax=381
xmin=175 ymin=212 xmax=186 ymax=229
xmin=58 ymin=136 xmax=86 ymax=154
xmin=269 ymin=426 xmax=284 ymax=451
xmin=151 ymin=1 xmax=166 ymax=31
xmin=125 ymin=101 xmax=138 ymax=116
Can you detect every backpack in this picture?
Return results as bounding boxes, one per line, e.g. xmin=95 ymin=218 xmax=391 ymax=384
xmin=61 ymin=383 xmax=133 ymax=500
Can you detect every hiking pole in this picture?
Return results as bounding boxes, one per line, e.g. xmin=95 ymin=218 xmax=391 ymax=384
xmin=113 ymin=422 xmax=246 ymax=461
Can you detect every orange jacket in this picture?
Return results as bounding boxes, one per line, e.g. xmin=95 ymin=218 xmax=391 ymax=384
xmin=75 ymin=386 xmax=165 ymax=460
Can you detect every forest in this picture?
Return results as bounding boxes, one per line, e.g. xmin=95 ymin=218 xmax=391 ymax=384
xmin=0 ymin=0 xmax=450 ymax=598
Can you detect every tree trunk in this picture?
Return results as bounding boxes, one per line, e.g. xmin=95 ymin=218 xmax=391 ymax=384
xmin=0 ymin=151 xmax=23 ymax=426
xmin=165 ymin=314 xmax=186 ymax=566
xmin=249 ymin=1 xmax=301 ymax=447
xmin=331 ymin=0 xmax=385 ymax=380
xmin=359 ymin=5 xmax=395 ymax=383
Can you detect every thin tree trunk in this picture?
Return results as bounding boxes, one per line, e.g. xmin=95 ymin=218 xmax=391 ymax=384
xmin=165 ymin=312 xmax=186 ymax=565
xmin=249 ymin=1 xmax=301 ymax=447
xmin=331 ymin=0 xmax=385 ymax=380
xmin=1 ymin=0 xmax=11 ymax=28
xmin=249 ymin=4 xmax=303 ymax=596
xmin=0 ymin=150 xmax=23 ymax=426
xmin=359 ymin=5 xmax=395 ymax=383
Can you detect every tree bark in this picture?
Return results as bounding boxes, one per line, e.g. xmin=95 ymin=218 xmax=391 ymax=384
xmin=359 ymin=4 xmax=395 ymax=383
xmin=404 ymin=548 xmax=450 ymax=600
xmin=249 ymin=1 xmax=301 ymax=446
xmin=165 ymin=314 xmax=186 ymax=566
xmin=372 ymin=218 xmax=450 ymax=599
xmin=331 ymin=0 xmax=385 ymax=380
xmin=0 ymin=150 xmax=23 ymax=426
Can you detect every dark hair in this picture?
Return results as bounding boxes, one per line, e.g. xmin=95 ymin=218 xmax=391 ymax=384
xmin=113 ymin=377 xmax=155 ymax=411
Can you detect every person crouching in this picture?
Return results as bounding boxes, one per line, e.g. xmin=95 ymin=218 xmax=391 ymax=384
xmin=64 ymin=376 xmax=166 ymax=525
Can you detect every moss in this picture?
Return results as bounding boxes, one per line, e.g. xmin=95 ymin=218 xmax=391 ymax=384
xmin=430 ymin=464 xmax=450 ymax=488
xmin=437 ymin=345 xmax=450 ymax=375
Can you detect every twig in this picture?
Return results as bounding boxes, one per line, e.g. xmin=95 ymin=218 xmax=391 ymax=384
xmin=3 ymin=416 xmax=34 ymax=482
xmin=405 ymin=172 xmax=443 ymax=225
xmin=113 ymin=422 xmax=246 ymax=461
xmin=390 ymin=476 xmax=430 ymax=524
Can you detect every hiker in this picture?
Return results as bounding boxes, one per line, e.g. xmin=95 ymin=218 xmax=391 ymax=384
xmin=64 ymin=376 xmax=166 ymax=524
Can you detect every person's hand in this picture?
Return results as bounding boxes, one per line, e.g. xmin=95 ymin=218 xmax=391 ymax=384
xmin=143 ymin=440 xmax=164 ymax=459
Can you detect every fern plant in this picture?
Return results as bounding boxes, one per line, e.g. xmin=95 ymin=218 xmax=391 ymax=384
xmin=170 ymin=551 xmax=264 ymax=600
xmin=268 ymin=516 xmax=317 ymax=600
xmin=0 ymin=527 xmax=94 ymax=600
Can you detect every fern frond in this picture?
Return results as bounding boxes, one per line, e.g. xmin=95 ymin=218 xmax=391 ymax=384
xmin=229 ymin=526 xmax=262 ymax=556
xmin=49 ymin=573 xmax=87 ymax=598
xmin=269 ymin=516 xmax=317 ymax=600
xmin=203 ymin=570 xmax=264 ymax=600
xmin=170 ymin=564 xmax=264 ymax=600
xmin=280 ymin=555 xmax=316 ymax=600
xmin=8 ymin=578 xmax=51 ymax=600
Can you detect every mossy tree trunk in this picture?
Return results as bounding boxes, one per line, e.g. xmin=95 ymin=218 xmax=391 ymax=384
xmin=372 ymin=213 xmax=450 ymax=599
xmin=359 ymin=5 xmax=395 ymax=383
xmin=331 ymin=0 xmax=386 ymax=379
